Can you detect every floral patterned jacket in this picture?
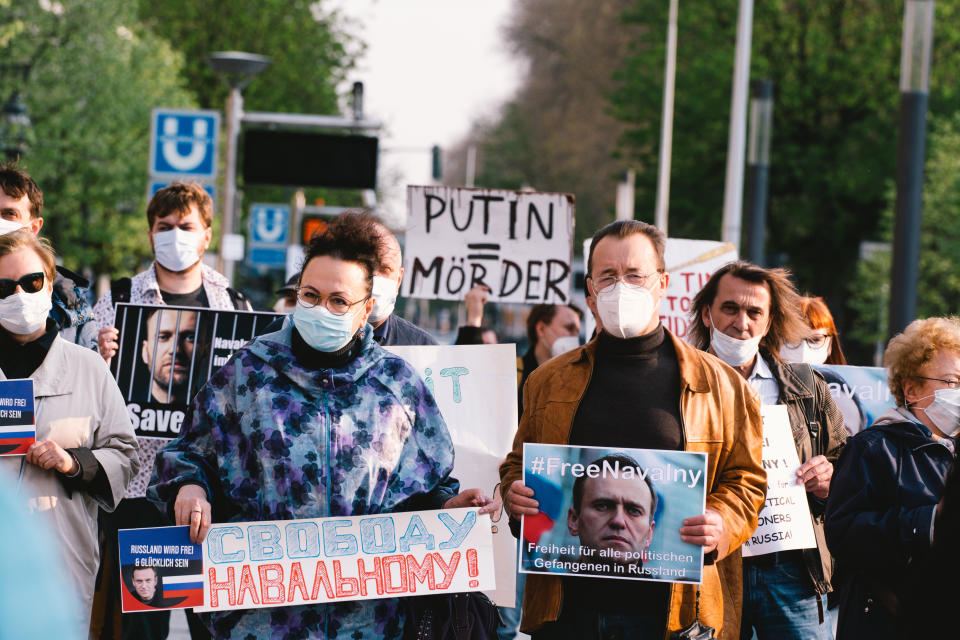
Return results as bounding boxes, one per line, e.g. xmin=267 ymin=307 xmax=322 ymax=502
xmin=149 ymin=326 xmax=456 ymax=639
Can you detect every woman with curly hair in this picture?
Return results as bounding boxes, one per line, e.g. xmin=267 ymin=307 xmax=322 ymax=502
xmin=825 ymin=316 xmax=960 ymax=639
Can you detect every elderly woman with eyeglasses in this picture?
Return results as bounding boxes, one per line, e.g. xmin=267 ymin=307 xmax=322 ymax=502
xmin=825 ymin=316 xmax=960 ymax=640
xmin=149 ymin=212 xmax=461 ymax=639
xmin=0 ymin=230 xmax=138 ymax=630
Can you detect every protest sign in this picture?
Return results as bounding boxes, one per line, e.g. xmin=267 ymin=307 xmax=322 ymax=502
xmin=815 ymin=364 xmax=894 ymax=437
xmin=386 ymin=344 xmax=518 ymax=606
xmin=110 ymin=303 xmax=281 ymax=440
xmin=520 ymin=443 xmax=706 ymax=583
xmin=0 ymin=379 xmax=34 ymax=456
xmin=404 ymin=185 xmax=575 ymax=304
xmin=118 ymin=525 xmax=203 ymax=612
xmin=742 ymin=405 xmax=817 ymax=557
xmin=661 ymin=239 xmax=737 ymax=340
xmin=119 ymin=509 xmax=495 ymax=613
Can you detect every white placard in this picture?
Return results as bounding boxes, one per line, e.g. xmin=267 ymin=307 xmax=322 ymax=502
xmin=742 ymin=405 xmax=817 ymax=557
xmin=661 ymin=239 xmax=737 ymax=340
xmin=404 ymin=186 xmax=575 ymax=304
xmin=386 ymin=344 xmax=519 ymax=607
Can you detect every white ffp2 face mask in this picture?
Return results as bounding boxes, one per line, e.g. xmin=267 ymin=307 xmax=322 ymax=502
xmin=918 ymin=388 xmax=960 ymax=437
xmin=595 ymin=282 xmax=657 ymax=339
xmin=153 ymin=228 xmax=204 ymax=272
xmin=708 ymin=309 xmax=764 ymax=367
xmin=0 ymin=218 xmax=28 ymax=236
xmin=550 ymin=335 xmax=580 ymax=358
xmin=0 ymin=289 xmax=52 ymax=335
xmin=368 ymin=275 xmax=398 ymax=324
xmin=779 ymin=339 xmax=831 ymax=366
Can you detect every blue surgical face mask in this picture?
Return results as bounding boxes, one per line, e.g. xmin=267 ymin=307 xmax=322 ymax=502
xmin=292 ymin=302 xmax=357 ymax=352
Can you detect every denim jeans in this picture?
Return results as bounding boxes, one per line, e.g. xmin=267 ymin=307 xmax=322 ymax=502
xmin=497 ymin=572 xmax=526 ymax=640
xmin=740 ymin=556 xmax=832 ymax=640
xmin=532 ymin=608 xmax=665 ymax=640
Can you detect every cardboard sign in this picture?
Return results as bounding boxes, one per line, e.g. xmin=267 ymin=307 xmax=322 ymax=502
xmin=386 ymin=344 xmax=518 ymax=607
xmin=742 ymin=405 xmax=817 ymax=557
xmin=0 ymin=379 xmax=35 ymax=456
xmin=520 ymin=443 xmax=706 ymax=584
xmin=118 ymin=509 xmax=495 ymax=613
xmin=404 ymin=186 xmax=575 ymax=304
xmin=815 ymin=364 xmax=894 ymax=437
xmin=110 ymin=304 xmax=282 ymax=440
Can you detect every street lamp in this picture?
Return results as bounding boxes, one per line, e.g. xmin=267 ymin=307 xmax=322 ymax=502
xmin=744 ymin=79 xmax=773 ymax=265
xmin=888 ymin=0 xmax=934 ymax=338
xmin=206 ymin=51 xmax=271 ymax=281
xmin=0 ymin=63 xmax=34 ymax=162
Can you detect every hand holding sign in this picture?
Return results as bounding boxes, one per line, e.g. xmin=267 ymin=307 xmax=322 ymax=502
xmin=679 ymin=508 xmax=725 ymax=555
xmin=175 ymin=484 xmax=212 ymax=544
xmin=25 ymin=439 xmax=77 ymax=475
xmin=505 ymin=480 xmax=539 ymax=518
xmin=796 ymin=455 xmax=833 ymax=499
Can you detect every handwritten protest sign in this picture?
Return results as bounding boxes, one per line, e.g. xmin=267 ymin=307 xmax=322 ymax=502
xmin=119 ymin=509 xmax=495 ymax=613
xmin=404 ymin=186 xmax=575 ymax=303
xmin=520 ymin=443 xmax=706 ymax=583
xmin=386 ymin=344 xmax=518 ymax=606
xmin=815 ymin=364 xmax=894 ymax=437
xmin=742 ymin=405 xmax=817 ymax=557
xmin=0 ymin=379 xmax=34 ymax=456
xmin=110 ymin=304 xmax=281 ymax=440
xmin=661 ymin=239 xmax=737 ymax=340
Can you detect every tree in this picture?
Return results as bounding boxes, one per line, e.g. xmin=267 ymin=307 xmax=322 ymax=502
xmin=611 ymin=1 xmax=960 ymax=362
xmin=445 ymin=0 xmax=640 ymax=244
xmin=849 ymin=111 xmax=960 ymax=358
xmin=1 ymin=0 xmax=195 ymax=276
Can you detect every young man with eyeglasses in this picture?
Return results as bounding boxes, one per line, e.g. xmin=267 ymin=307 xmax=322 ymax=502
xmin=500 ymin=220 xmax=766 ymax=639
xmin=0 ymin=164 xmax=98 ymax=347
xmin=90 ymin=182 xmax=250 ymax=640
xmin=688 ymin=261 xmax=848 ymax=640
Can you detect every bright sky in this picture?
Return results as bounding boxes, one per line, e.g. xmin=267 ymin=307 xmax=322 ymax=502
xmin=329 ymin=0 xmax=522 ymax=227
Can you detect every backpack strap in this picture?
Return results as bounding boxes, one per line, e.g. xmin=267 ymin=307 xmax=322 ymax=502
xmin=788 ymin=362 xmax=823 ymax=457
xmin=226 ymin=287 xmax=250 ymax=310
xmin=110 ymin=277 xmax=132 ymax=304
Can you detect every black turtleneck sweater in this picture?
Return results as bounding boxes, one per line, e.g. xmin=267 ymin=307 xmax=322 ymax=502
xmin=563 ymin=323 xmax=683 ymax=616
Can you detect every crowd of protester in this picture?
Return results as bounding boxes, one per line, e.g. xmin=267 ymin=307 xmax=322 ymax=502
xmin=1 ymin=162 xmax=957 ymax=640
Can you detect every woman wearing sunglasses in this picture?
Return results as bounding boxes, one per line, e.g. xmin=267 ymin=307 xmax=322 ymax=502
xmin=0 ymin=229 xmax=138 ymax=630
xmin=149 ymin=212 xmax=459 ymax=639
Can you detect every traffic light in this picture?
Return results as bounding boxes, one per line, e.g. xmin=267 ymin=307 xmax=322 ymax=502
xmin=431 ymin=145 xmax=442 ymax=180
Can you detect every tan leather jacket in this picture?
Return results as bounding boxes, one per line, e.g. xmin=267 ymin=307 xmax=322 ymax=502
xmin=499 ymin=330 xmax=766 ymax=639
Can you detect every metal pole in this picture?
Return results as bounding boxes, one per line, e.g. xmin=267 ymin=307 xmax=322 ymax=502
xmin=654 ymin=0 xmax=679 ymax=235
xmin=219 ymin=86 xmax=242 ymax=280
xmin=720 ymin=0 xmax=754 ymax=253
xmin=744 ymin=79 xmax=773 ymax=265
xmin=465 ymin=145 xmax=477 ymax=187
xmin=888 ymin=0 xmax=934 ymax=338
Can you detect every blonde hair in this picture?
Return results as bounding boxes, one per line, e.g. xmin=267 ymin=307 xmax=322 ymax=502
xmin=0 ymin=229 xmax=56 ymax=283
xmin=885 ymin=316 xmax=960 ymax=407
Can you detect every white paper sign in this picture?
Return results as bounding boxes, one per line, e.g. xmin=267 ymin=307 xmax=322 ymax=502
xmin=404 ymin=185 xmax=575 ymax=303
xmin=742 ymin=405 xmax=817 ymax=557
xmin=190 ymin=509 xmax=495 ymax=613
xmin=661 ymin=239 xmax=737 ymax=340
xmin=386 ymin=344 xmax=519 ymax=607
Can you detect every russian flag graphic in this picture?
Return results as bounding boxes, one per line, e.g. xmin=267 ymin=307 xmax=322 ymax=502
xmin=163 ymin=574 xmax=204 ymax=603
xmin=0 ymin=425 xmax=35 ymax=456
xmin=523 ymin=472 xmax=565 ymax=544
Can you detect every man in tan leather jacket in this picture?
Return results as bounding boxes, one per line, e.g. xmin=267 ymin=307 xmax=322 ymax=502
xmin=500 ymin=220 xmax=766 ymax=640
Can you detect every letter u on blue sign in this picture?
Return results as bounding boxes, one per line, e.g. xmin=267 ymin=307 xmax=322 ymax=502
xmin=151 ymin=110 xmax=219 ymax=178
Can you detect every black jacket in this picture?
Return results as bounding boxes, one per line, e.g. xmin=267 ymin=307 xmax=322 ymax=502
xmin=824 ymin=409 xmax=953 ymax=640
xmin=374 ymin=314 xmax=437 ymax=346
